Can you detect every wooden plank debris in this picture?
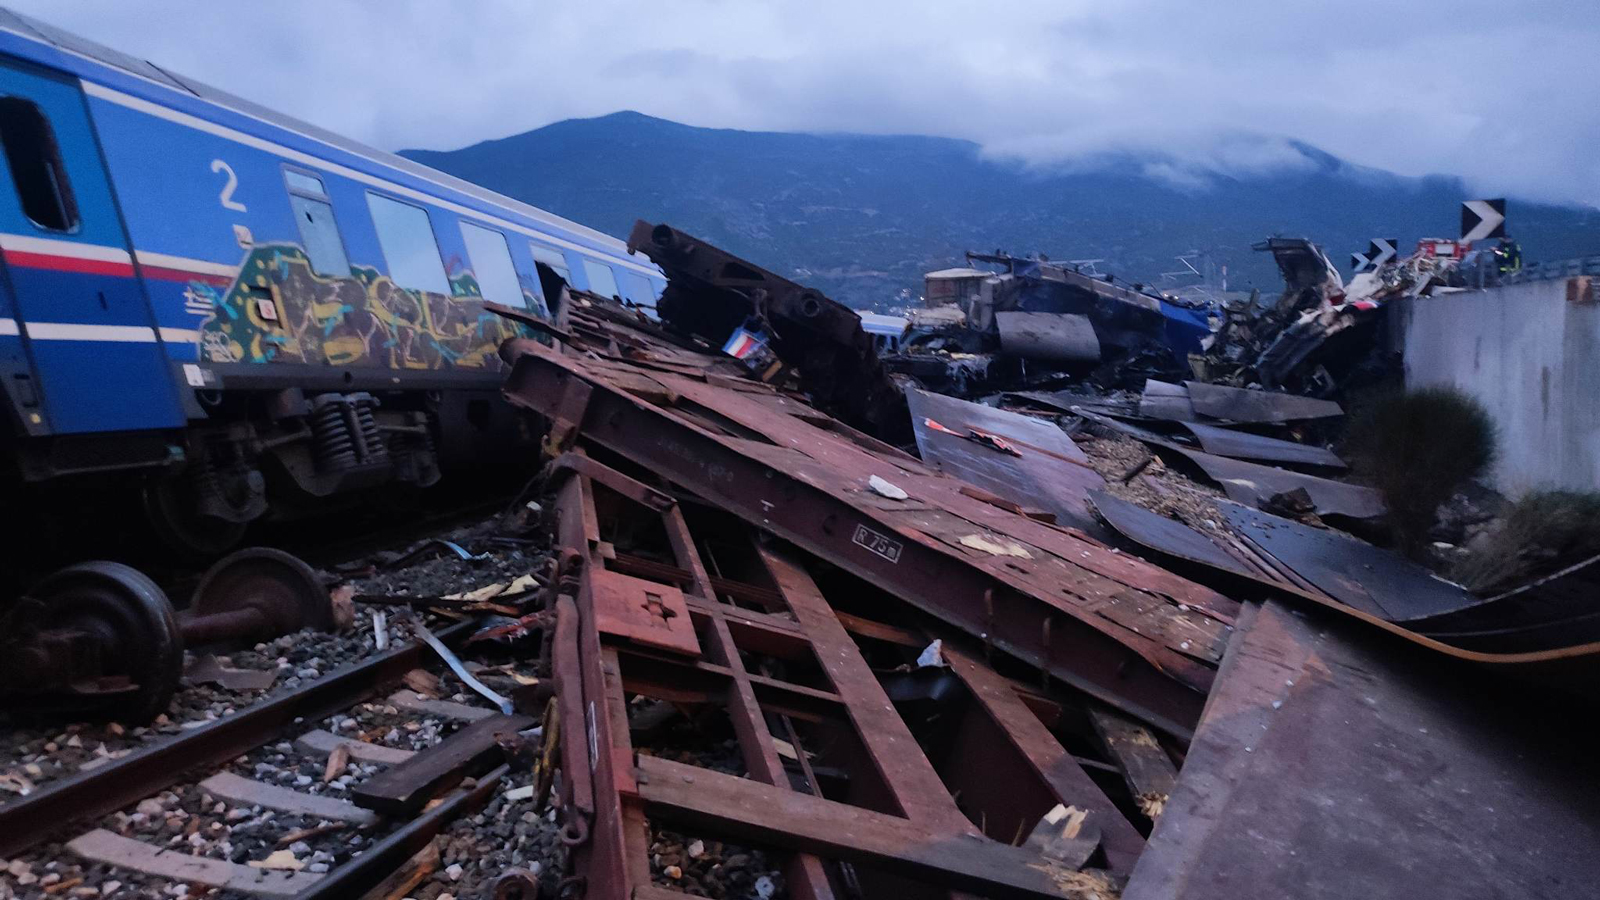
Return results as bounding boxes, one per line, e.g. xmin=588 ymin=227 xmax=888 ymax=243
xmin=352 ymin=714 xmax=534 ymax=816
xmin=199 ymin=772 xmax=380 ymax=825
xmin=67 ymin=829 xmax=321 ymax=896
xmin=295 ymin=730 xmax=414 ymax=765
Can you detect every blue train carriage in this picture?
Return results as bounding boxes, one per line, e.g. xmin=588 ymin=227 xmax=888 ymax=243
xmin=0 ymin=10 xmax=664 ymax=557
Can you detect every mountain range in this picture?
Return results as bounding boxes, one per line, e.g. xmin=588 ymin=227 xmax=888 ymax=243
xmin=401 ymin=112 xmax=1600 ymax=309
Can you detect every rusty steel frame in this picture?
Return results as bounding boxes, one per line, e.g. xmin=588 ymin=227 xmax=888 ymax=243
xmin=545 ymin=453 xmax=1143 ymax=899
xmin=504 ymin=335 xmax=1229 ymax=739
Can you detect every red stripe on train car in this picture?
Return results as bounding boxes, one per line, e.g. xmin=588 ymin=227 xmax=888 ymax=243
xmin=2 ymin=249 xmax=136 ymax=278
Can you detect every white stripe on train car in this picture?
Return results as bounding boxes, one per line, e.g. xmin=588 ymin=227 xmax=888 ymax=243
xmin=135 ymin=251 xmax=238 ymax=279
xmin=82 ymin=81 xmax=665 ymax=280
xmin=158 ymin=327 xmax=200 ymax=343
xmin=0 ymin=233 xmax=133 ymax=264
xmin=24 ymin=323 xmax=158 ymax=342
xmin=0 ymin=317 xmax=19 ymax=336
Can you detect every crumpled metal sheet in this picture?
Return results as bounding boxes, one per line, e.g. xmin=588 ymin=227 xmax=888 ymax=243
xmin=909 ymin=389 xmax=1106 ymax=536
xmin=1179 ymin=420 xmax=1346 ymax=470
xmin=1183 ymin=381 xmax=1343 ymax=423
xmin=1190 ymin=452 xmax=1382 ymax=520
xmin=1089 ymin=491 xmax=1258 ymax=580
xmin=1220 ymin=503 xmax=1475 ymax=622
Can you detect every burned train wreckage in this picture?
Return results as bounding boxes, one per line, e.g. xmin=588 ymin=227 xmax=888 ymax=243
xmin=480 ymin=221 xmax=1599 ymax=899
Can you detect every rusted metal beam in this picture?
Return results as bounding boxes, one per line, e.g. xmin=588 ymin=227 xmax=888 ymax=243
xmin=631 ymin=754 xmax=1101 ymax=899
xmin=504 ymin=340 xmax=1229 ymax=738
xmin=944 ymin=644 xmax=1145 ymax=875
xmin=544 ymin=453 xmax=1134 ymax=898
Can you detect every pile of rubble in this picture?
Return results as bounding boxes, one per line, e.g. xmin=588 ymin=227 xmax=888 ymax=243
xmin=479 ymin=222 xmax=1600 ymax=899
xmin=871 ymin=232 xmax=1518 ymax=405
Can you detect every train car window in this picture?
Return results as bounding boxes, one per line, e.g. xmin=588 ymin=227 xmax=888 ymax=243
xmin=365 ymin=192 xmax=450 ymax=295
xmin=615 ymin=270 xmax=656 ymax=307
xmin=288 ymin=195 xmax=350 ymax=276
xmin=460 ymin=221 xmax=524 ymax=307
xmin=284 ymin=170 xmax=327 ymax=197
xmin=528 ymin=241 xmax=571 ymax=282
xmin=582 ymin=259 xmax=621 ymax=299
xmin=283 ymin=170 xmax=349 ymax=276
xmin=0 ymin=97 xmax=79 ymax=233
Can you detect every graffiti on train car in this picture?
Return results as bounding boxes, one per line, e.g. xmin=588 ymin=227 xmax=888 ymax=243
xmin=196 ymin=245 xmax=529 ymax=368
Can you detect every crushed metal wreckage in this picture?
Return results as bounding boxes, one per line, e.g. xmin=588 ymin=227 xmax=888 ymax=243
xmin=479 ymin=223 xmax=1600 ymax=898
xmin=1193 ymin=233 xmax=1519 ymax=397
xmin=883 ymin=253 xmax=1217 ymax=395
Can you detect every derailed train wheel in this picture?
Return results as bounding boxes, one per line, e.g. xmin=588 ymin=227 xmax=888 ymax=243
xmin=190 ymin=547 xmax=333 ymax=638
xmin=142 ymin=477 xmax=248 ymax=561
xmin=9 ymin=562 xmax=184 ymax=725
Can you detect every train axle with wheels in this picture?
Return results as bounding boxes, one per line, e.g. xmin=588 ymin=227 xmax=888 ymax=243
xmin=0 ymin=548 xmax=333 ymax=724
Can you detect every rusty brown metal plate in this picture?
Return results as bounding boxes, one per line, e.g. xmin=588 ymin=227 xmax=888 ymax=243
xmin=907 ymin=388 xmax=1107 ymax=536
xmin=545 ymin=452 xmax=1145 ymax=898
xmin=1124 ymin=600 xmax=1600 ymax=900
xmin=587 ymin=568 xmax=701 ymax=657
xmin=504 ymin=333 xmax=1236 ymax=737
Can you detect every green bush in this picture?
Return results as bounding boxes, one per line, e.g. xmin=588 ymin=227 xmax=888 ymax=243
xmin=1344 ymin=387 xmax=1497 ymax=558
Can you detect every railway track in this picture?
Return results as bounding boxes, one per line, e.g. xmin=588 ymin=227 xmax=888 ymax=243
xmin=0 ymin=617 xmax=552 ymax=900
xmin=0 ymin=495 xmax=559 ymax=900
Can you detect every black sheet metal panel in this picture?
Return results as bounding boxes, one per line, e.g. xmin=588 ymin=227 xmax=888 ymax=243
xmin=1406 ymin=553 xmax=1600 ymax=652
xmin=1184 ymin=381 xmax=1342 ymax=423
xmin=908 ymin=389 xmax=1106 ymax=536
xmin=1124 ymin=600 xmax=1600 ymax=900
xmin=994 ymin=310 xmax=1102 ymax=362
xmin=1222 ymin=503 xmax=1476 ymax=622
xmin=1184 ymin=449 xmax=1383 ymax=520
xmin=1138 ymin=379 xmax=1196 ymax=422
xmin=1089 ymin=491 xmax=1257 ymax=579
xmin=1179 ymin=420 xmax=1346 ymax=470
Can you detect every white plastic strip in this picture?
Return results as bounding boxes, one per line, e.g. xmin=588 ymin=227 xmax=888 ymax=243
xmin=0 ymin=317 xmax=18 ymax=336
xmin=413 ymin=620 xmax=514 ymax=715
xmin=24 ymin=322 xmax=158 ymax=342
xmin=0 ymin=233 xmax=132 ymax=264
xmin=135 ymin=250 xmax=238 ymax=278
xmin=157 ymin=327 xmax=200 ymax=343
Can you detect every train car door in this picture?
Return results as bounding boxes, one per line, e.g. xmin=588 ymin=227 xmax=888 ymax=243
xmin=0 ymin=61 xmax=183 ymax=434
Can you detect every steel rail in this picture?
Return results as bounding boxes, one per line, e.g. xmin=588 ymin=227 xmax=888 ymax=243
xmin=293 ymin=764 xmax=509 ymax=900
xmin=0 ymin=620 xmax=477 ymax=858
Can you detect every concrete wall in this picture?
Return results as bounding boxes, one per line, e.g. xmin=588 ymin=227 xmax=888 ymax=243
xmin=1396 ymin=277 xmax=1600 ymax=496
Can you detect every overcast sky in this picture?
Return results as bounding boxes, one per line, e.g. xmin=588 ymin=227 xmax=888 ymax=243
xmin=12 ymin=1 xmax=1600 ymax=205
